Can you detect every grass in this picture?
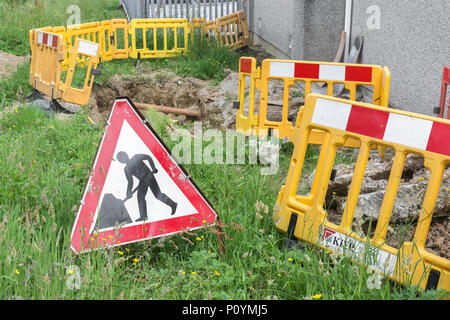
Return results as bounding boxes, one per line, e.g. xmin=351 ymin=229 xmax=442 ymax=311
xmin=0 ymin=0 xmax=447 ymax=301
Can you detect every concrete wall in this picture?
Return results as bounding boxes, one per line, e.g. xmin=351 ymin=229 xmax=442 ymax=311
xmin=303 ymin=0 xmax=346 ymax=61
xmin=351 ymin=0 xmax=450 ymax=115
xmin=241 ymin=0 xmax=345 ymax=61
xmin=242 ymin=0 xmax=450 ymax=115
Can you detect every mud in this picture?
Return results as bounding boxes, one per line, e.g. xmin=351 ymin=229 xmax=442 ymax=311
xmin=0 ymin=50 xmax=27 ymax=78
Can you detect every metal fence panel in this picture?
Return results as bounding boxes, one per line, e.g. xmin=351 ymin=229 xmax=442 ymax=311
xmin=120 ymin=0 xmax=240 ymax=21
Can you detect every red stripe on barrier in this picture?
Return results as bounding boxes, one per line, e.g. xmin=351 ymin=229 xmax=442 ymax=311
xmin=240 ymin=58 xmax=252 ymax=74
xmin=52 ymin=35 xmax=58 ymax=48
xmin=426 ymin=121 xmax=450 ymax=157
xmin=345 ymin=105 xmax=389 ymax=140
xmin=294 ymin=63 xmax=320 ymax=79
xmin=43 ymin=33 xmax=48 ymax=46
xmin=345 ymin=66 xmax=373 ymax=82
xmin=444 ymin=66 xmax=450 ymax=83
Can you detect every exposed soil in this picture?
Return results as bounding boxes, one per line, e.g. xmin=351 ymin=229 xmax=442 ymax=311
xmin=0 ymin=50 xmax=27 ymax=78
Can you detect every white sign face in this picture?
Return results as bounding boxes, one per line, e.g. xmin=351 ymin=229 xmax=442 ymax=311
xmin=90 ymin=120 xmax=198 ymax=233
xmin=77 ymin=40 xmax=99 ymax=57
xmin=71 ymin=98 xmax=217 ymax=253
xmin=319 ymin=226 xmax=398 ymax=276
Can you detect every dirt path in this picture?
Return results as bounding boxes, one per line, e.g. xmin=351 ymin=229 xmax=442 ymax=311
xmin=0 ymin=50 xmax=27 ymax=78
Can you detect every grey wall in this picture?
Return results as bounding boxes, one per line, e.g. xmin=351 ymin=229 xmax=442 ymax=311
xmin=303 ymin=0 xmax=346 ymax=61
xmin=351 ymin=0 xmax=450 ymax=115
xmin=241 ymin=0 xmax=344 ymax=60
xmin=242 ymin=0 xmax=305 ymax=59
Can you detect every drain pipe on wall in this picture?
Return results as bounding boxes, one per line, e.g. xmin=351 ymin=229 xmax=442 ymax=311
xmin=344 ymin=0 xmax=353 ymax=61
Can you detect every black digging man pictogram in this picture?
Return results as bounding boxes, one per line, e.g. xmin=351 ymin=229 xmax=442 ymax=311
xmin=117 ymin=151 xmax=178 ymax=222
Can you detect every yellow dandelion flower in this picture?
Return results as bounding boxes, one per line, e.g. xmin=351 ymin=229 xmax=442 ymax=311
xmin=288 ymin=258 xmax=293 ymax=262
xmin=94 ymin=233 xmax=98 ymax=237
xmin=202 ymin=220 xmax=207 ymax=224
xmin=118 ymin=251 xmax=124 ymax=255
xmin=109 ymin=235 xmax=113 ymax=239
xmin=15 ymin=269 xmax=20 ymax=275
xmin=125 ymin=248 xmax=129 ymax=252
xmin=191 ymin=271 xmax=197 ymax=275
xmin=182 ymin=271 xmax=186 ymax=275
xmin=196 ymin=237 xmax=202 ymax=241
xmin=102 ymin=238 xmax=106 ymax=241
xmin=133 ymin=258 xmax=139 ymax=263
xmin=214 ymin=270 xmax=220 ymax=276
xmin=67 ymin=269 xmax=75 ymax=275
xmin=312 ymin=294 xmax=322 ymax=300
xmin=15 ymin=107 xmax=18 ymax=113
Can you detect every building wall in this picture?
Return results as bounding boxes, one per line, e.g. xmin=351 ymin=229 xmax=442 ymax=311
xmin=303 ymin=0 xmax=346 ymax=61
xmin=351 ymin=0 xmax=450 ymax=115
xmin=242 ymin=0 xmax=450 ymax=115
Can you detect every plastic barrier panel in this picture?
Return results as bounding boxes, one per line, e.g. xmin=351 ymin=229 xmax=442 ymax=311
xmin=130 ymin=18 xmax=189 ymax=59
xmin=236 ymin=58 xmax=391 ymax=144
xmin=190 ymin=18 xmax=206 ymax=41
xmin=29 ymin=30 xmax=65 ymax=100
xmin=436 ymin=66 xmax=450 ymax=119
xmin=111 ymin=19 xmax=130 ymax=59
xmin=60 ymin=38 xmax=101 ymax=106
xmin=274 ymin=93 xmax=449 ymax=292
xmin=215 ymin=11 xmax=250 ymax=50
xmin=236 ymin=57 xmax=260 ymax=134
xmin=100 ymin=20 xmax=114 ymax=62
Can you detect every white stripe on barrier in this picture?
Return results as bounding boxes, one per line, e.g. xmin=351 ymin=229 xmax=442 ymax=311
xmin=383 ymin=114 xmax=433 ymax=151
xmin=37 ymin=31 xmax=44 ymax=45
xmin=78 ymin=40 xmax=99 ymax=57
xmin=47 ymin=34 xmax=53 ymax=47
xmin=269 ymin=62 xmax=294 ymax=78
xmin=319 ymin=65 xmax=346 ymax=81
xmin=311 ymin=98 xmax=352 ymax=131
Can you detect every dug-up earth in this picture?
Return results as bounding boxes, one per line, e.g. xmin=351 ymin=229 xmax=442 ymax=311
xmin=0 ymin=50 xmax=26 ymax=78
xmin=89 ymin=69 xmax=241 ymax=129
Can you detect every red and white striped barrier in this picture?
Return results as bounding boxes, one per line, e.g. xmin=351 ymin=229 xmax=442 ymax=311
xmin=269 ymin=61 xmax=373 ymax=83
xmin=36 ymin=31 xmax=60 ymax=48
xmin=311 ymin=97 xmax=450 ymax=157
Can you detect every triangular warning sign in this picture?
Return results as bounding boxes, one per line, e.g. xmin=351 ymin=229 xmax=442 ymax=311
xmin=70 ymin=98 xmax=217 ymax=253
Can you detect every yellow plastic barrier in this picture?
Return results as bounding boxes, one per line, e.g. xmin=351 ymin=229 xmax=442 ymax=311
xmin=236 ymin=56 xmax=260 ymax=134
xmin=236 ymin=57 xmax=391 ymax=144
xmin=111 ymin=19 xmax=130 ymax=59
xmin=275 ymin=93 xmax=450 ymax=292
xmin=29 ymin=14 xmax=250 ymax=105
xmin=190 ymin=18 xmax=206 ymax=41
xmin=29 ymin=29 xmax=65 ymax=100
xmin=215 ymin=11 xmax=250 ymax=50
xmin=59 ymin=38 xmax=102 ymax=106
xmin=130 ymin=18 xmax=189 ymax=59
